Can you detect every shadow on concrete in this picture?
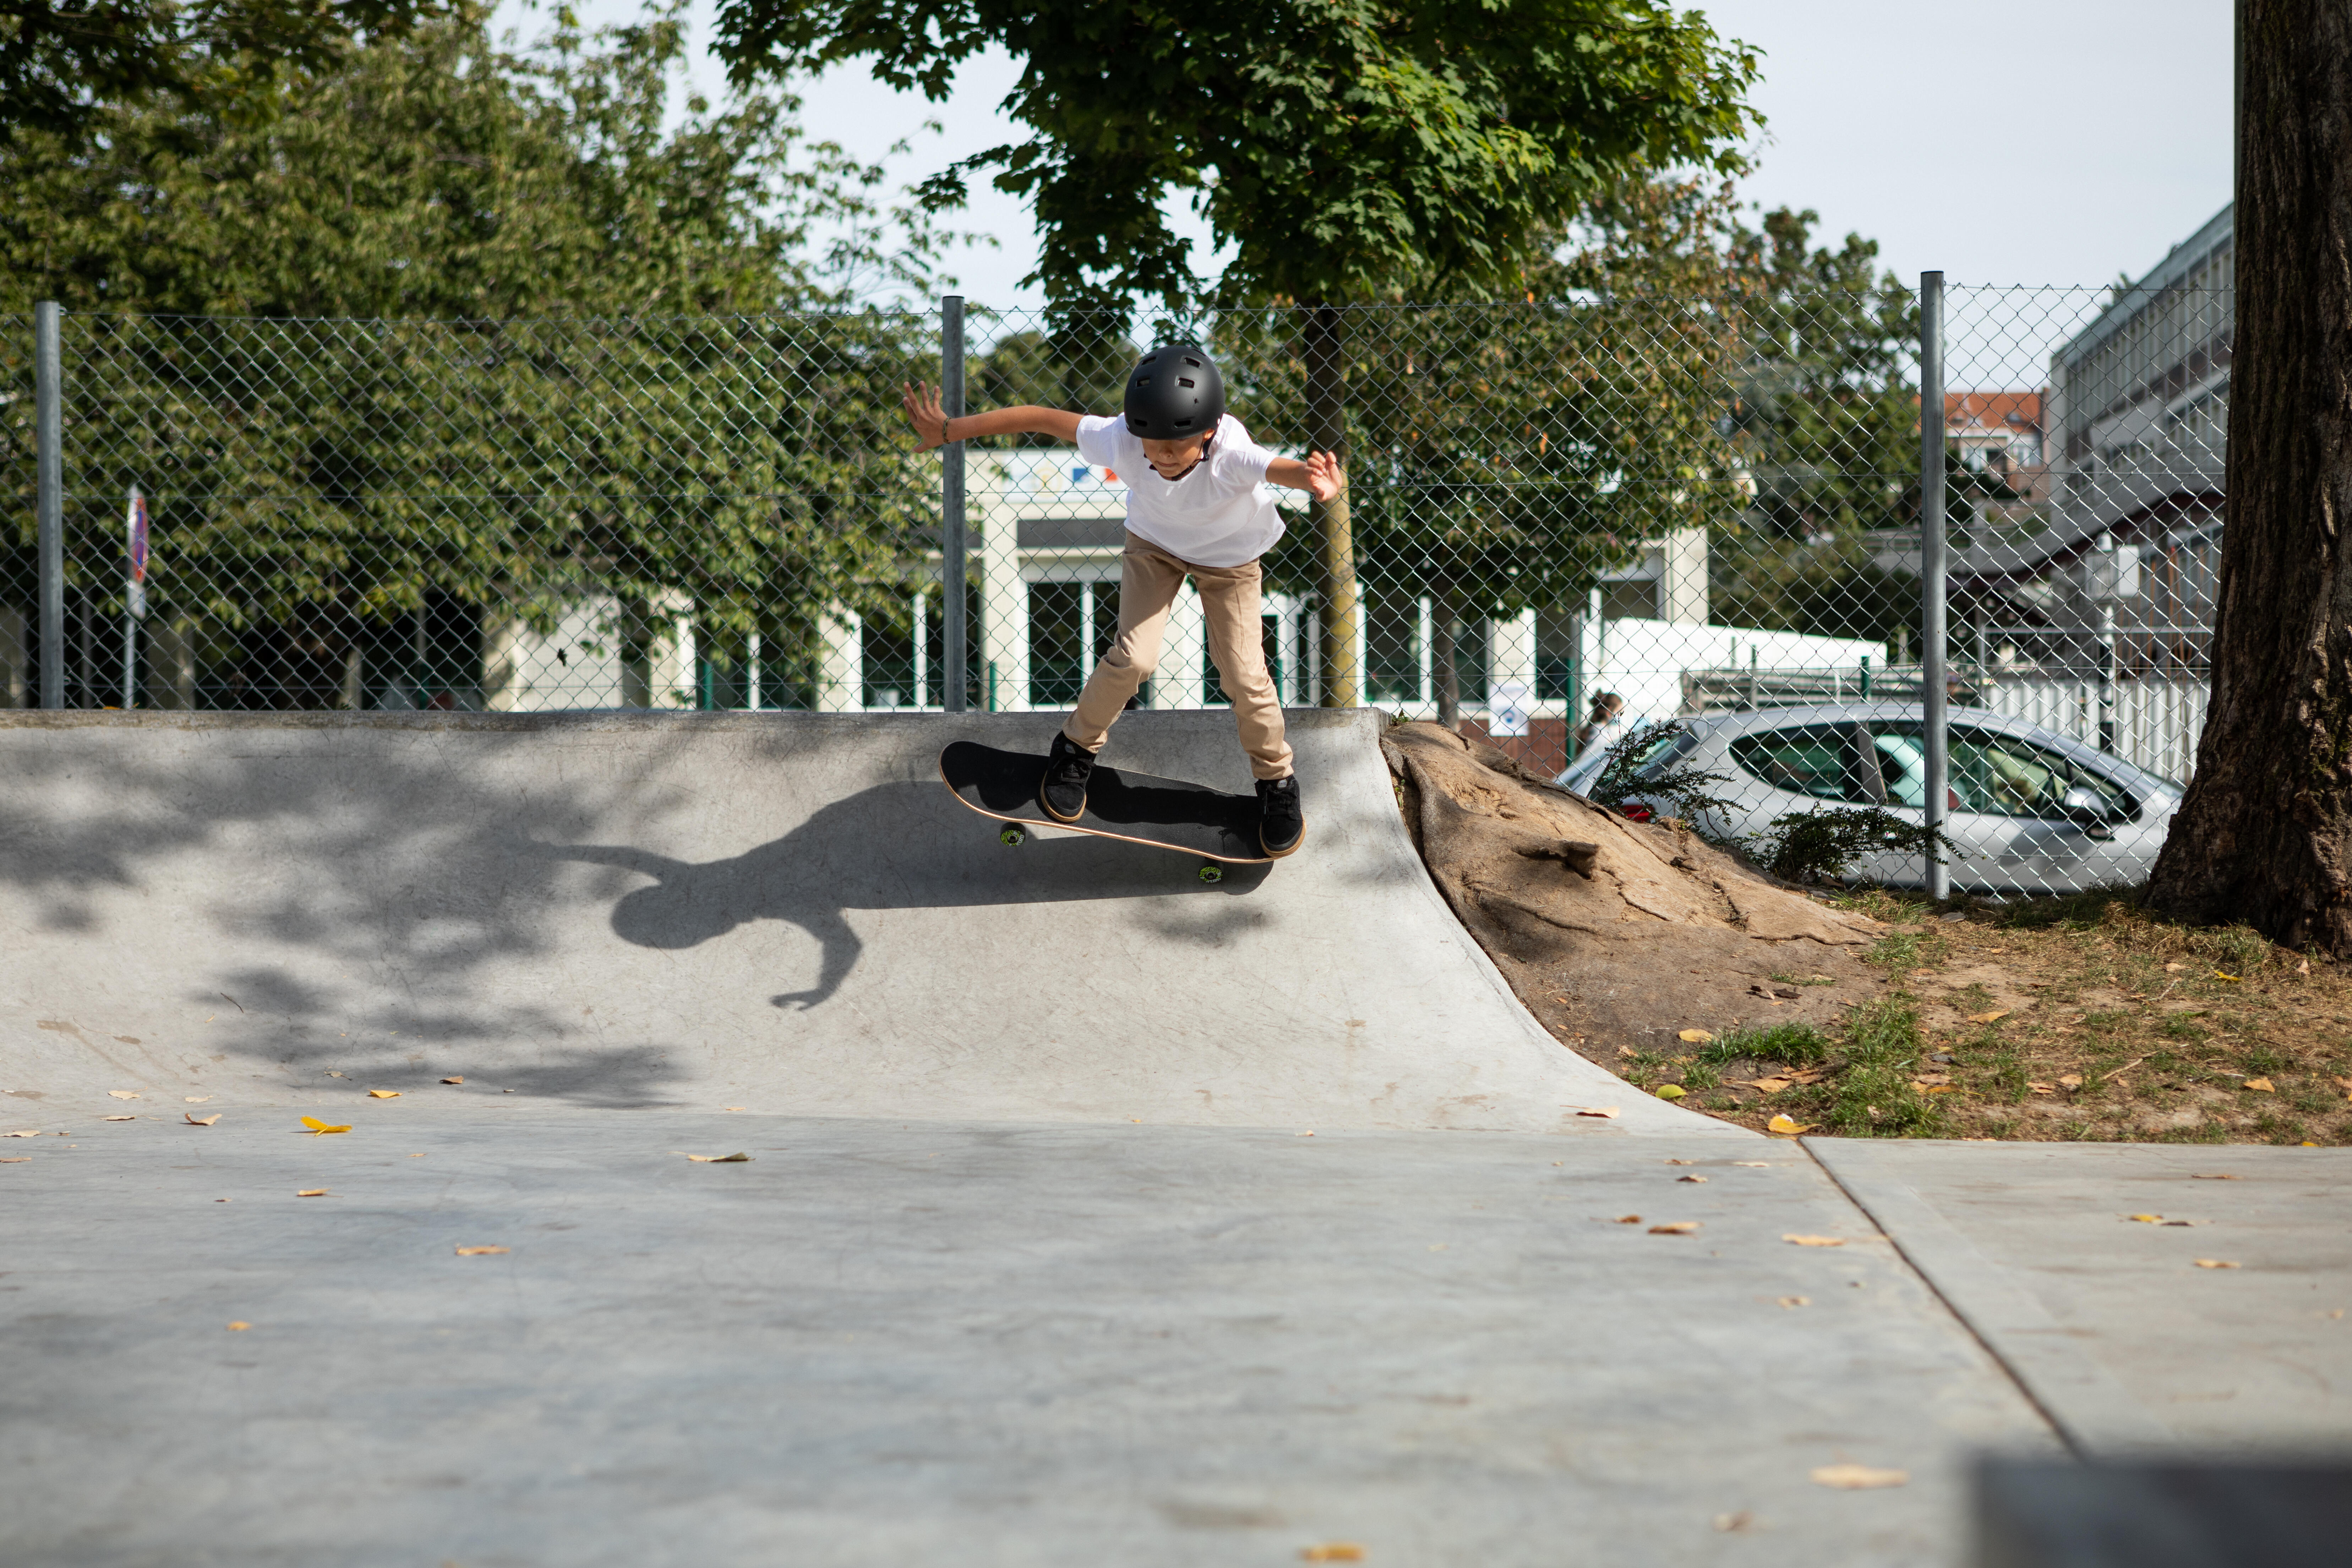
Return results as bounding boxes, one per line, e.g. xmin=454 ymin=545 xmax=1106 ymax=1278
xmin=529 ymin=782 xmax=1271 ymax=1010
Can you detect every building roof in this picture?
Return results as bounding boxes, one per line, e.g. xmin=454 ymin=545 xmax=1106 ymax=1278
xmin=1946 ymin=392 xmax=2042 ymax=437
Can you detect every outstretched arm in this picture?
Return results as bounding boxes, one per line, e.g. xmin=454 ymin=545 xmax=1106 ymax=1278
xmin=1266 ymin=450 xmax=1343 ymax=502
xmin=902 ymin=383 xmax=1084 ymax=452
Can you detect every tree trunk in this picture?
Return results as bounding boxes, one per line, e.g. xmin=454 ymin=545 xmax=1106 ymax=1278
xmin=1303 ymin=303 xmax=1358 ymax=706
xmin=1432 ymin=578 xmax=1461 ymax=730
xmin=2146 ymin=0 xmax=2352 ymax=950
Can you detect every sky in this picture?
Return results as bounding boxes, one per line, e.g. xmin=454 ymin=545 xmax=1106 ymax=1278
xmin=495 ymin=0 xmax=2235 ymax=355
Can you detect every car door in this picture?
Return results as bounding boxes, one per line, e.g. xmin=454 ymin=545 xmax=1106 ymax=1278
xmin=1721 ymin=722 xmax=1884 ymax=851
xmin=1948 ymin=726 xmax=2143 ymax=893
xmin=1845 ymin=724 xmax=2028 ymax=891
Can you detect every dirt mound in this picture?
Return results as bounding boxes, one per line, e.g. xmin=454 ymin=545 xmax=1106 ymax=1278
xmin=1381 ymin=722 xmax=1889 ymax=1058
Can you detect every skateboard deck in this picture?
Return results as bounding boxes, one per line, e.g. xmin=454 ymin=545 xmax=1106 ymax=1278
xmin=938 ymin=741 xmax=1272 ymax=881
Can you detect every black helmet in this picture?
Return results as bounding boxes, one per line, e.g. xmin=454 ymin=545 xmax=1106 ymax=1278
xmin=1123 ymin=345 xmax=1226 ymax=439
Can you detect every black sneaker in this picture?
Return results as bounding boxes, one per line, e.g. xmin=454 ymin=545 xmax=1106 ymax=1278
xmin=1039 ymin=732 xmax=1099 ymax=823
xmin=1257 ymin=775 xmax=1304 ymax=857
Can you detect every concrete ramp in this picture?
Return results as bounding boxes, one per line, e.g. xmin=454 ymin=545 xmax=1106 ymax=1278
xmin=0 ymin=709 xmax=1710 ymax=1134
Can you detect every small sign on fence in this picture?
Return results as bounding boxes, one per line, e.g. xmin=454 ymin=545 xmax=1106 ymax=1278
xmin=125 ymin=486 xmax=149 ymax=621
xmin=1488 ymin=678 xmax=1531 ymax=738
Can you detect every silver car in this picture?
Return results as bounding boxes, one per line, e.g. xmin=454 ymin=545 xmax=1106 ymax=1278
xmin=1554 ymin=703 xmax=2184 ymax=895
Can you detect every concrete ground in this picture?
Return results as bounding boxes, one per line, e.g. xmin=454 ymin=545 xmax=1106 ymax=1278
xmin=5 ymin=712 xmax=2347 ymax=1564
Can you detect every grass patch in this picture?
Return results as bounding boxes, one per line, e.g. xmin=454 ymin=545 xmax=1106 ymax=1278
xmin=1700 ymin=1021 xmax=1834 ymax=1067
xmin=1824 ymin=997 xmax=1949 ymax=1138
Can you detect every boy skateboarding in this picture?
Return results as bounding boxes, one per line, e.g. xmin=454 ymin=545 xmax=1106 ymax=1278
xmin=903 ymin=345 xmax=1340 ymax=858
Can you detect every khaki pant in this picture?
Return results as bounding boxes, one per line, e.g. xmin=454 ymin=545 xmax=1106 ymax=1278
xmin=1062 ymin=532 xmax=1294 ymax=781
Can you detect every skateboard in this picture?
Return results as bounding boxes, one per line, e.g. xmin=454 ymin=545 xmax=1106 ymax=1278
xmin=938 ymin=741 xmax=1273 ymax=883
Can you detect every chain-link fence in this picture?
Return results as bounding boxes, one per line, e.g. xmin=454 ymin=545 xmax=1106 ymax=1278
xmin=4 ymin=239 xmax=2230 ymax=897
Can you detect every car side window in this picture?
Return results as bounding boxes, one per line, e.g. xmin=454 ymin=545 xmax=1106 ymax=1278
xmin=1949 ymin=728 xmax=2132 ymax=820
xmin=1729 ymin=726 xmax=1872 ymax=803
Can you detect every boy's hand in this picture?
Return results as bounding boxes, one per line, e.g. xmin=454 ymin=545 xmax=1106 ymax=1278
xmin=1304 ymin=449 xmax=1343 ymax=502
xmin=902 ymin=382 xmax=949 ymax=452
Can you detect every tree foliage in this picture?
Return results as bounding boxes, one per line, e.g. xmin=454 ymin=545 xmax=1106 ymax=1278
xmin=2 ymin=4 xmax=954 ymax=703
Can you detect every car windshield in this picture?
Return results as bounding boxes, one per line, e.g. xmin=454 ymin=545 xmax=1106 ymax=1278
xmin=1874 ymin=724 xmax=2135 ymax=819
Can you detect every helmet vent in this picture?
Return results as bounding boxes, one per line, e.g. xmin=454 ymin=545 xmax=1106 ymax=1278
xmin=1178 ymin=377 xmax=1195 ymax=388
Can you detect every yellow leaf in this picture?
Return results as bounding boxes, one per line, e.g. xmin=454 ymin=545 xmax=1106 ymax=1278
xmin=1613 ymin=1214 xmax=1643 ymax=1224
xmin=454 ymin=1245 xmax=510 ymax=1257
xmin=2193 ymin=1258 xmax=2241 ymax=1269
xmin=680 ymin=1152 xmax=752 ymax=1163
xmin=0 ymin=1156 xmax=29 ymax=1163
xmin=1648 ymin=1221 xmax=1700 ymax=1234
xmin=2214 ymin=971 xmax=2240 ymax=981
xmin=367 ymin=1089 xmax=400 ymax=1099
xmin=107 ymin=1091 xmax=139 ymax=1100
xmin=104 ymin=1115 xmax=135 ymax=1121
xmin=1811 ymin=1464 xmax=1909 ymax=1490
xmin=1570 ymin=1105 xmax=1620 ymax=1118
xmin=225 ymin=1322 xmax=251 ymax=1331
xmin=2129 ymin=1214 xmax=2162 ymax=1223
xmin=184 ymin=1113 xmax=220 ymax=1126
xmin=1655 ymin=1085 xmax=1687 ymax=1101
xmin=1677 ymin=1029 xmax=1713 ymax=1044
xmin=1749 ymin=1076 xmax=1792 ymax=1093
xmin=1783 ymin=1234 xmax=1846 ymax=1247
xmin=2243 ymin=1078 xmax=2274 ymax=1093
xmin=1733 ymin=1160 xmax=1771 ymax=1167
xmin=1965 ymin=1010 xmax=2009 ymax=1024
xmin=441 ymin=1076 xmax=464 ymax=1084
xmin=1766 ymin=1114 xmax=1811 ymax=1136
xmin=2028 ymin=1082 xmax=2055 ymax=1094
xmin=1299 ymin=1547 xmax=1365 ymax=1563
xmin=299 ymin=1116 xmax=351 ymax=1135
xmin=2057 ymin=1074 xmax=2083 ymax=1089
xmin=1677 ymin=1174 xmax=1708 ymax=1183
xmin=3 ymin=1130 xmax=42 ymax=1137
xmin=296 ymin=1189 xmax=328 ymax=1197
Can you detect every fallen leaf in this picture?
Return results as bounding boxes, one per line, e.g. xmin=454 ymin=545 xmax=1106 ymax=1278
xmin=184 ymin=1096 xmax=212 ymax=1104
xmin=2214 ymin=972 xmax=2240 ymax=982
xmin=2243 ymin=1078 xmax=2275 ymax=1093
xmin=0 ymin=1156 xmax=28 ymax=1163
xmin=724 ymin=1105 xmax=747 ymax=1111
xmin=1787 ymin=1069 xmax=1826 ymax=1085
xmin=225 ymin=1322 xmax=251 ymax=1331
xmin=1777 ymin=1296 xmax=1811 ymax=1308
xmin=1570 ymin=1106 xmax=1620 ymax=1119
xmin=326 ymin=1071 xmax=345 ymax=1078
xmin=441 ymin=1076 xmax=464 ymax=1084
xmin=104 ymin=1114 xmax=135 ymax=1121
xmin=1923 ymin=1084 xmax=1961 ymax=1094
xmin=184 ymin=1113 xmax=220 ymax=1126
xmin=2161 ymin=1219 xmax=2206 ymax=1227
xmin=2194 ymin=1259 xmax=2241 ymax=1269
xmin=1613 ymin=1215 xmax=1642 ymax=1224
xmin=2164 ymin=961 xmax=2186 ymax=972
xmin=1655 ymin=1085 xmax=1687 ymax=1101
xmin=1678 ymin=1174 xmax=1708 ymax=1183
xmin=1783 ymin=1234 xmax=1846 ymax=1247
xmin=4 ymin=1130 xmax=42 ymax=1138
xmin=454 ymin=1245 xmax=510 ymax=1257
xmin=299 ymin=1116 xmax=351 ymax=1136
xmin=1811 ymin=1464 xmax=1909 ymax=1491
xmin=1615 ymin=1045 xmax=1636 ymax=1059
xmin=367 ymin=1089 xmax=400 ymax=1099
xmin=1748 ymin=1077 xmax=1792 ymax=1093
xmin=1965 ymin=1010 xmax=2010 ymax=1024
xmin=680 ymin=1152 xmax=752 ymax=1163
xmin=1766 ymin=1114 xmax=1811 ymax=1136
xmin=1732 ymin=1161 xmax=1772 ymax=1167
xmin=1713 ymin=1511 xmax=1756 ymax=1534
xmin=296 ymin=1189 xmax=329 ymax=1197
xmin=2057 ymin=1074 xmax=2084 ymax=1089
xmin=1678 ymin=1029 xmax=1713 ymax=1044
xmin=2192 ymin=1173 xmax=2243 ymax=1180
xmin=107 ymin=1091 xmax=139 ymax=1100
xmin=2028 ymin=1082 xmax=2056 ymax=1095
xmin=1299 ymin=1547 xmax=1364 ymax=1563
xmin=2128 ymin=1214 xmax=2163 ymax=1224
xmin=1649 ymin=1221 xmax=1701 ymax=1234
xmin=2297 ymin=958 xmax=2312 ymax=975
xmin=1665 ymin=1158 xmax=1695 ymax=1165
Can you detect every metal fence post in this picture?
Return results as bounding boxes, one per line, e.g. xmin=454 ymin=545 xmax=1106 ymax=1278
xmin=939 ymin=295 xmax=967 ymax=714
xmin=35 ymin=302 xmax=64 ymax=711
xmin=1919 ymin=272 xmax=1950 ymax=900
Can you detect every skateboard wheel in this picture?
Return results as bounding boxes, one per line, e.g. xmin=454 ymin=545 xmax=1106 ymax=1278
xmin=1197 ymin=862 xmax=1223 ymax=884
xmin=1000 ymin=825 xmax=1027 ymax=847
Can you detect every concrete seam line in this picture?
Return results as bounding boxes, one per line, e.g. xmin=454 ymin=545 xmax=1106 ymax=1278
xmin=1801 ymin=1137 xmax=2172 ymax=1458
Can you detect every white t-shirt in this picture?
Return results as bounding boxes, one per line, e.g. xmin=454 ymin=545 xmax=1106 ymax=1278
xmin=1074 ymin=413 xmax=1287 ymax=569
